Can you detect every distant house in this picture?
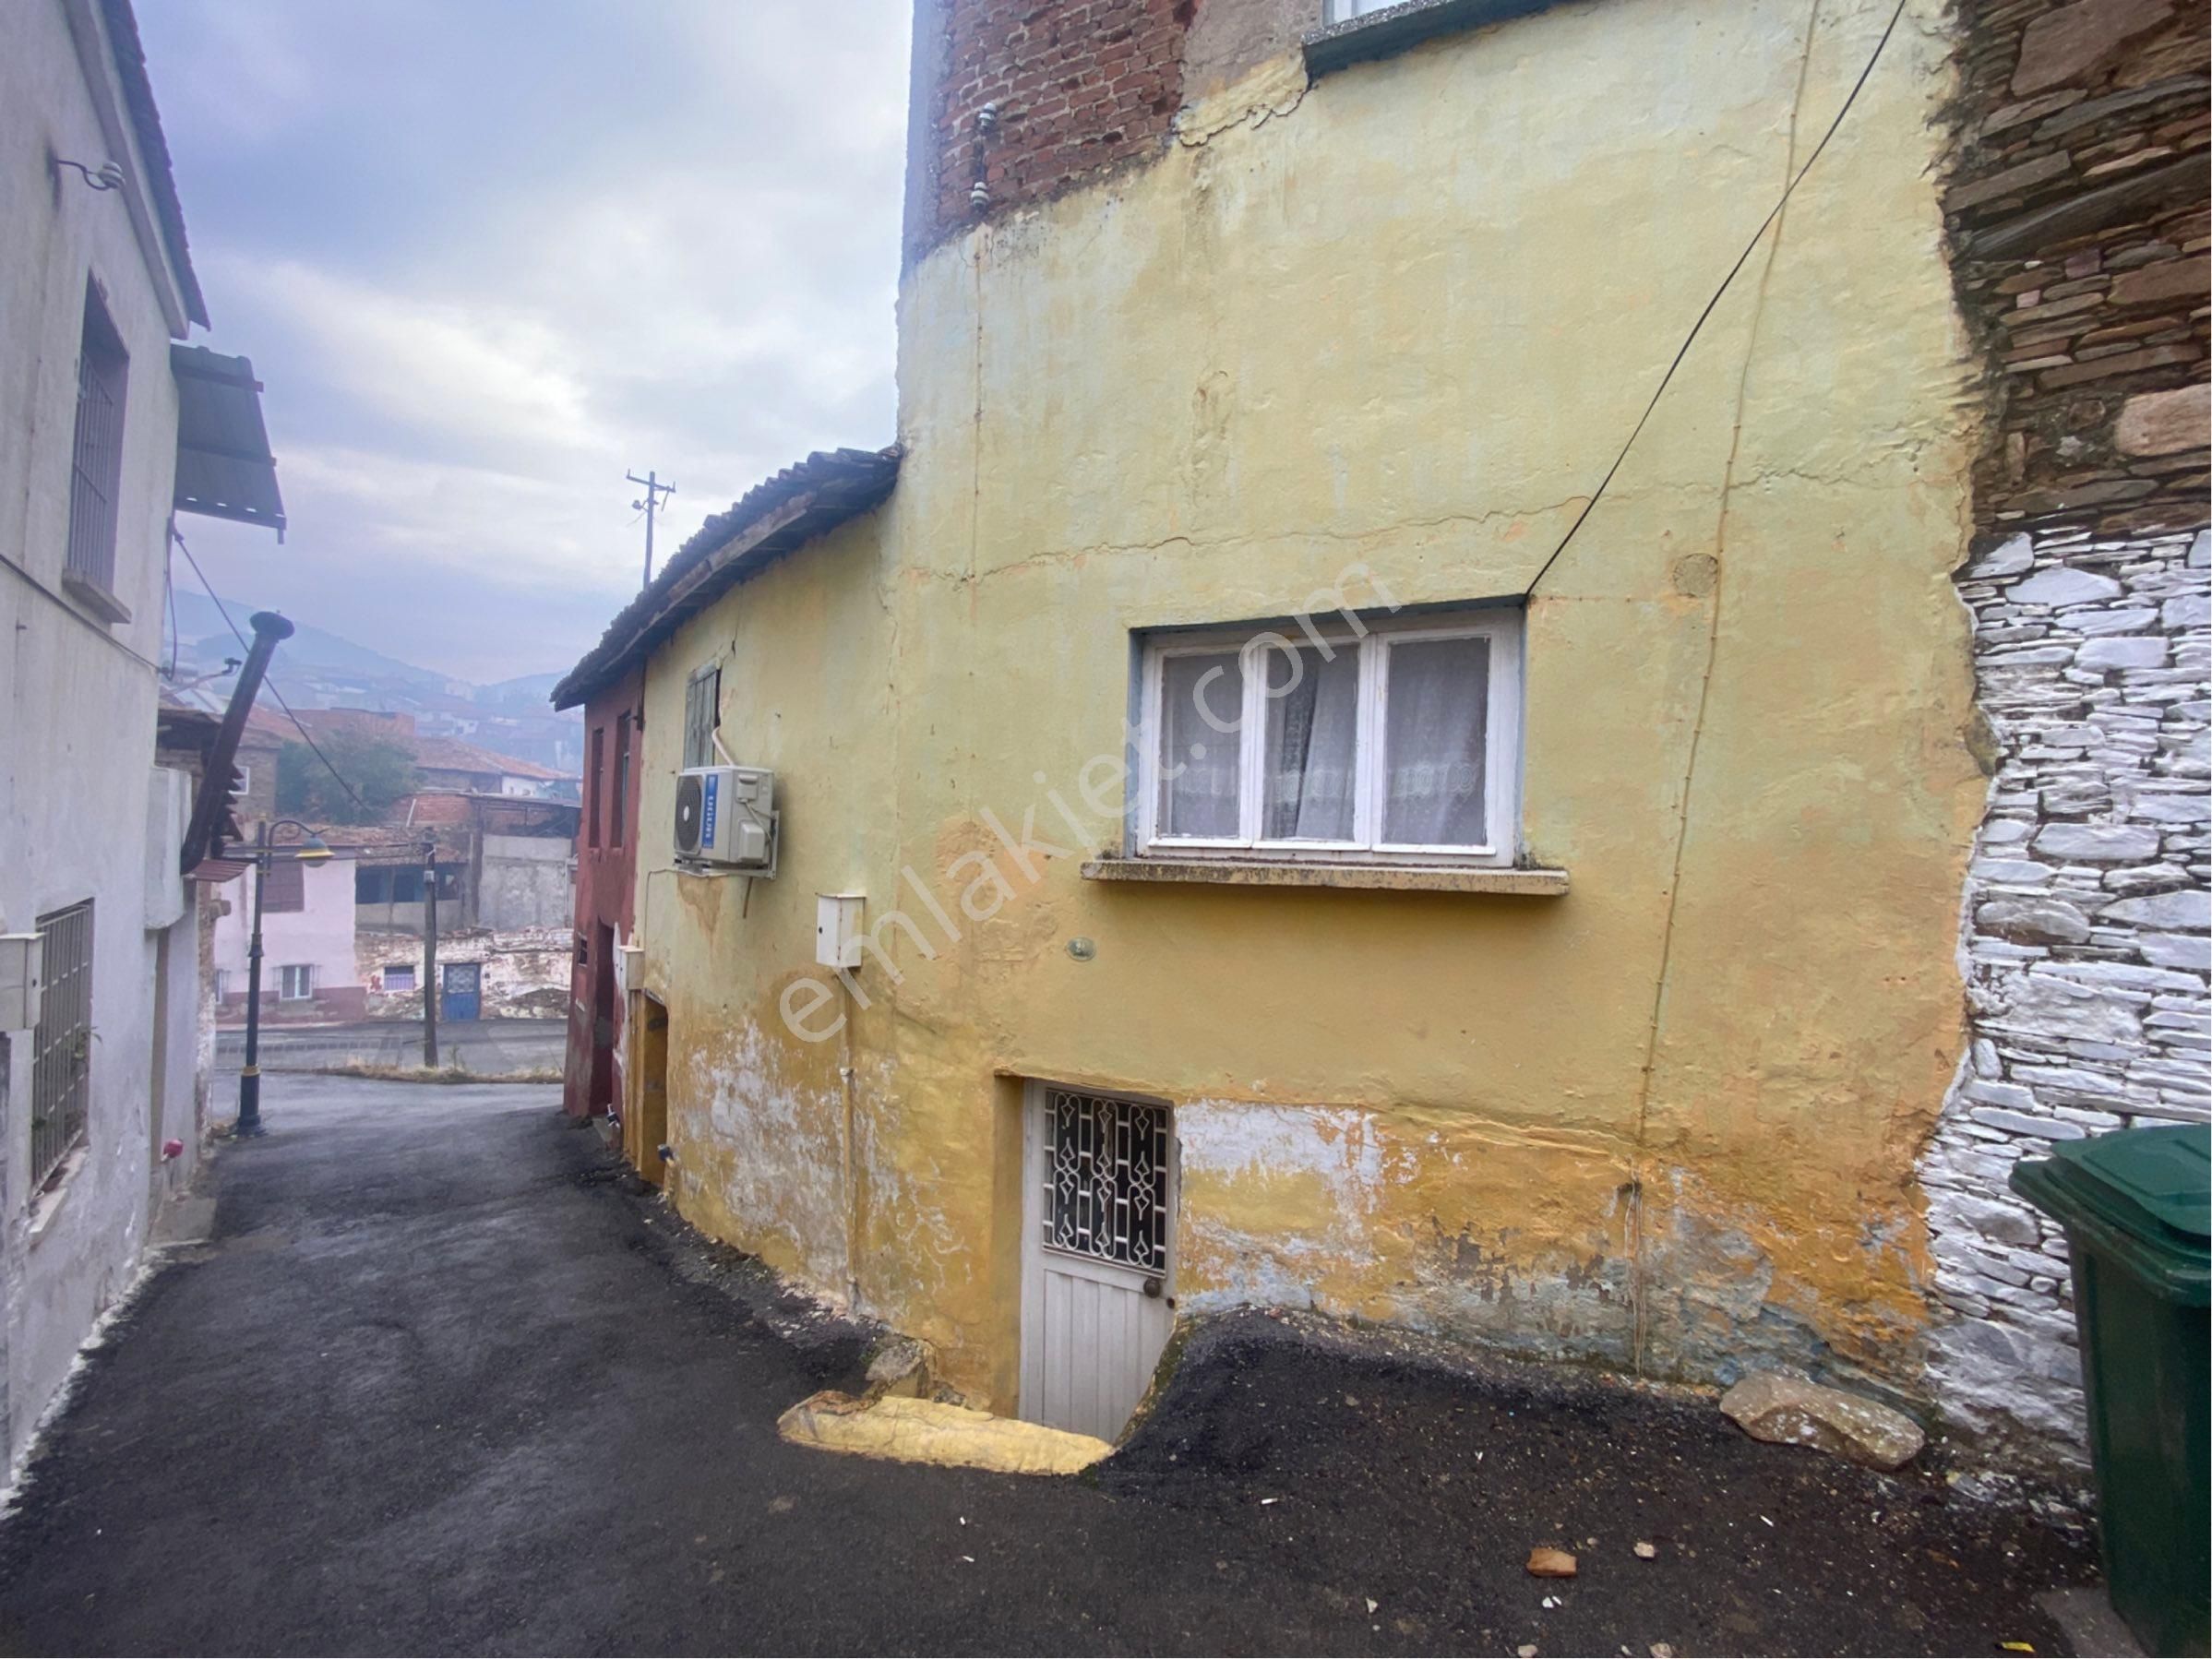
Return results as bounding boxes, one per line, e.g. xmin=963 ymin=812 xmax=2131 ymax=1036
xmin=412 ymin=735 xmax=574 ymax=800
xmin=209 ymin=842 xmax=363 ymax=1022
xmin=285 ymin=707 xmax=577 ymax=801
xmin=1 ymin=0 xmax=282 ymax=1467
xmin=349 ymin=792 xmax=578 ymax=1026
xmin=212 ymin=774 xmax=580 ymax=1028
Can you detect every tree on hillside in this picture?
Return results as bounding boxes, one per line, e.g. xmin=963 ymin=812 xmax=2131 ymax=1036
xmin=274 ymin=733 xmax=419 ymax=825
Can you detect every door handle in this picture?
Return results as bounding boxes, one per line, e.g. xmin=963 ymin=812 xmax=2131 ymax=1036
xmin=1142 ymin=1275 xmax=1164 ymax=1299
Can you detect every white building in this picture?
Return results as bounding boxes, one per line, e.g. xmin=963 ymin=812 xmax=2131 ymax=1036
xmin=0 ymin=0 xmax=281 ymax=1468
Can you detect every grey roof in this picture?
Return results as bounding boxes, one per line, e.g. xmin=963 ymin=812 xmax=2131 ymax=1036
xmin=172 ymin=345 xmax=284 ymax=536
xmin=99 ymin=0 xmax=209 ymax=329
xmin=551 ymin=446 xmax=902 ymax=710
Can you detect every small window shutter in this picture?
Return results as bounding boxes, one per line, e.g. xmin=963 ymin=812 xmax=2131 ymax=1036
xmin=263 ymin=859 xmax=305 ymax=913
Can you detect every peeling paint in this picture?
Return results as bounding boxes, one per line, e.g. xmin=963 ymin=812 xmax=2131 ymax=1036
xmin=623 ymin=0 xmax=1989 ymax=1422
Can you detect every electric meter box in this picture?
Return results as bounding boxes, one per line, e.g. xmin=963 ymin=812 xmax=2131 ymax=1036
xmin=816 ymin=894 xmax=865 ymax=970
xmin=0 ymin=933 xmax=44 ymax=1031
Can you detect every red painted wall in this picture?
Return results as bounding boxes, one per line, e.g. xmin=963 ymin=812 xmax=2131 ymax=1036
xmin=562 ymin=664 xmax=645 ymax=1118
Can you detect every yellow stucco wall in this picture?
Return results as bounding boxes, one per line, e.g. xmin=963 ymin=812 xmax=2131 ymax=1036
xmin=633 ymin=515 xmax=903 ymax=1301
xmin=634 ymin=0 xmax=1986 ymax=1414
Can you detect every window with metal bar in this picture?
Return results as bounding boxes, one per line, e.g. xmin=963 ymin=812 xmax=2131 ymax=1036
xmin=683 ymin=665 xmax=721 ymax=769
xmin=65 ymin=285 xmax=128 ymax=596
xmin=1042 ymin=1087 xmax=1170 ymax=1273
xmin=30 ymin=901 xmax=94 ymax=1189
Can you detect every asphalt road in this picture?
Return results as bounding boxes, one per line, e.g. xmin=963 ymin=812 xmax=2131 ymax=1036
xmin=0 ymin=1076 xmax=2099 ymax=1655
xmin=214 ymin=1017 xmax=565 ymax=1077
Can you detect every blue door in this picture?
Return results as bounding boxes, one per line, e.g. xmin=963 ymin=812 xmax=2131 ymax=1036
xmin=440 ymin=962 xmax=481 ymax=1021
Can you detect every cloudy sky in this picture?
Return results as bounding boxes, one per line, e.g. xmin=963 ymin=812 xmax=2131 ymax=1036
xmin=139 ymin=0 xmax=911 ymax=684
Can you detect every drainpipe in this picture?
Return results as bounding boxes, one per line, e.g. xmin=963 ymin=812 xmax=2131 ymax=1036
xmin=840 ymin=978 xmax=861 ymax=1312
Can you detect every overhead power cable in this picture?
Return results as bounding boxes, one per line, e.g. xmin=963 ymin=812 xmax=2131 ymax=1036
xmin=169 ymin=528 xmax=371 ymax=814
xmin=1523 ymin=0 xmax=1911 ymax=599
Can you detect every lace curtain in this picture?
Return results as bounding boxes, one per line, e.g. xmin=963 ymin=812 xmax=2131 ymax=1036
xmin=1158 ymin=651 xmax=1243 ymax=837
xmin=1262 ymin=646 xmax=1358 ymax=839
xmin=1383 ymin=636 xmax=1489 ymax=844
xmin=1156 ymin=633 xmax=1491 ymax=847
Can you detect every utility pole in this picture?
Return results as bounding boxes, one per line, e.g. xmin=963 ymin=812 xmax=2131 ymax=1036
xmin=236 ymin=819 xmax=330 ymax=1137
xmin=628 ymin=470 xmax=675 ymax=587
xmin=422 ymin=838 xmax=439 ymax=1068
xmin=240 ymin=823 xmax=270 ymax=1135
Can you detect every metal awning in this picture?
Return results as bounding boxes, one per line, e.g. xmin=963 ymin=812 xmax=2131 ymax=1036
xmin=171 ymin=344 xmax=285 ymax=540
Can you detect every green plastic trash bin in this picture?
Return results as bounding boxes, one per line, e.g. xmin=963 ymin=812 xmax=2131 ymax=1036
xmin=2013 ymin=1123 xmax=2209 ymax=1658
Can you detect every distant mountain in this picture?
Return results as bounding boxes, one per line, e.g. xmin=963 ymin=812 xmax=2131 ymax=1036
xmin=164 ymin=591 xmax=583 ymax=773
xmin=475 ymin=671 xmax=566 ymax=711
xmin=170 ymin=591 xmax=457 ymax=692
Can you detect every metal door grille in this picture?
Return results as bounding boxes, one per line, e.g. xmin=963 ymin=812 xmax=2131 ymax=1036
xmin=1042 ymin=1088 xmax=1169 ymax=1271
xmin=30 ymin=901 xmax=93 ymax=1188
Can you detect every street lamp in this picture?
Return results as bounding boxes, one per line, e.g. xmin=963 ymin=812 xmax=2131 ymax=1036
xmin=236 ymin=818 xmax=332 ymax=1139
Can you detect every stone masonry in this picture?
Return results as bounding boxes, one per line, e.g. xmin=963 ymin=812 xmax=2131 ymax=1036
xmin=1927 ymin=0 xmax=2208 ymax=1462
xmin=358 ymin=925 xmax=571 ymax=1022
xmin=1929 ymin=524 xmax=2209 ymax=1451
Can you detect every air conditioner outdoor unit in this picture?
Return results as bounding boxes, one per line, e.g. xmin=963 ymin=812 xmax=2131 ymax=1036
xmin=675 ymin=765 xmax=775 ymax=871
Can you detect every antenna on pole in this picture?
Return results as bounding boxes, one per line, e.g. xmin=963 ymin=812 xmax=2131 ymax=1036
xmin=627 ymin=470 xmax=675 ymax=587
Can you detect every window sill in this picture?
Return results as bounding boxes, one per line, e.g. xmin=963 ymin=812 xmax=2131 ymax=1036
xmin=62 ymin=571 xmax=132 ymax=626
xmin=1304 ymin=0 xmax=1574 ymax=78
xmin=1081 ymin=856 xmax=1569 ymax=895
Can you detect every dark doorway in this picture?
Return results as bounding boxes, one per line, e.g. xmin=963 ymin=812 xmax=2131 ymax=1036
xmin=635 ymin=994 xmax=669 ymax=1187
xmin=589 ymin=924 xmax=616 ymax=1115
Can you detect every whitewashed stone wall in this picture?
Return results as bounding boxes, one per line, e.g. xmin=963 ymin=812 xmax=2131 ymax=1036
xmin=1926 ymin=525 xmax=2210 ymax=1458
xmin=357 ymin=925 xmax=572 ymax=1020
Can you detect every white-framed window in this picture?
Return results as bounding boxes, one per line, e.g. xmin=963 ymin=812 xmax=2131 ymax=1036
xmin=382 ymin=963 xmax=416 ymax=993
xmin=1136 ymin=607 xmax=1522 ymax=866
xmin=279 ymin=964 xmax=315 ymax=1001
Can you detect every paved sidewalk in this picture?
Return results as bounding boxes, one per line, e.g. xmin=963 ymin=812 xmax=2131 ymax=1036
xmin=0 ymin=1075 xmax=2098 ymax=1655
